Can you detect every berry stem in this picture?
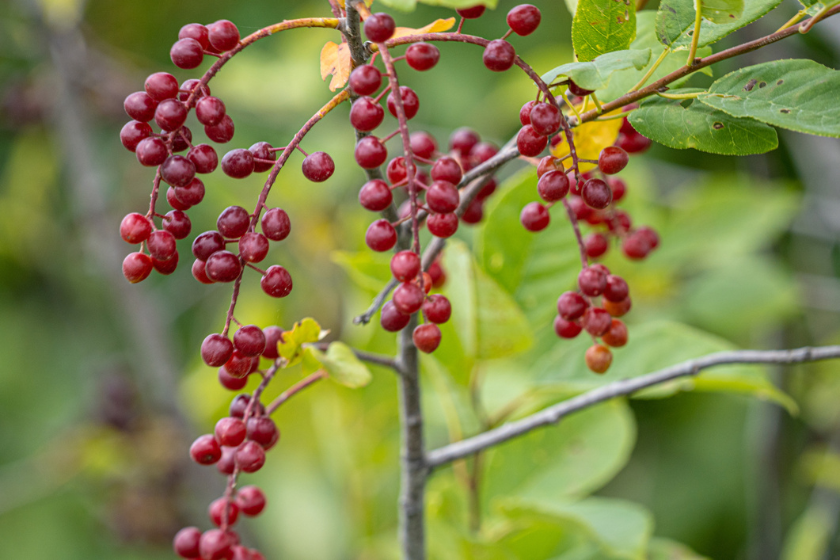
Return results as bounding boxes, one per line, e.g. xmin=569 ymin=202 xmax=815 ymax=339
xmin=146 ymin=167 xmax=163 ymax=219
xmin=562 ymin=198 xmax=589 ymax=268
xmin=265 ymin=369 xmax=328 ymax=415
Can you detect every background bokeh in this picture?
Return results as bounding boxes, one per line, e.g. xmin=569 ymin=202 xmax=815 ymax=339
xmin=2 ymin=0 xmax=840 ymax=558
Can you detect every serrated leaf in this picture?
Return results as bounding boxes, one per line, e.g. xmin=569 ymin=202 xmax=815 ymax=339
xmin=698 ymin=59 xmax=840 ymax=138
xmin=392 ymin=17 xmax=455 ymax=38
xmin=628 ymin=92 xmax=778 ymax=155
xmin=319 ymin=41 xmax=352 ymax=92
xmin=308 ymin=342 xmax=372 ymax=388
xmin=656 ymin=0 xmax=782 ymax=49
xmin=277 ymin=318 xmax=326 ymax=366
xmin=542 ymin=49 xmax=651 ymax=91
xmin=572 ymin=0 xmax=637 ymax=62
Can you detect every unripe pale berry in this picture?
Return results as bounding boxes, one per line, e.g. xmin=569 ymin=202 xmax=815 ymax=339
xmin=585 ymin=344 xmax=613 ymax=374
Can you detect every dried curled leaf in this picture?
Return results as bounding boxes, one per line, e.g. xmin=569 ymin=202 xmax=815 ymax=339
xmin=320 ymin=41 xmax=353 ymax=91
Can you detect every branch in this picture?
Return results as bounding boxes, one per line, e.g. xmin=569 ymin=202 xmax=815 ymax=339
xmin=426 ymin=345 xmax=840 ymax=468
xmin=311 ymin=342 xmax=401 ymax=371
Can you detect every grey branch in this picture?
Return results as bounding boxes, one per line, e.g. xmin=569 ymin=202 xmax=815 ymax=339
xmin=426 ymin=345 xmax=840 ymax=468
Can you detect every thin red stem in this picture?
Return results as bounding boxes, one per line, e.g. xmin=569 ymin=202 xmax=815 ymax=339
xmin=265 ymin=370 xmax=327 ymax=415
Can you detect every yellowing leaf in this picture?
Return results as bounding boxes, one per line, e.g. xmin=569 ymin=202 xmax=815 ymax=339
xmin=336 ymin=0 xmax=374 ymax=6
xmin=552 ymin=109 xmax=623 ymax=172
xmin=392 ymin=18 xmax=456 ymax=39
xmin=278 ymin=318 xmax=328 ymax=366
xmin=320 ymin=41 xmax=353 ymax=91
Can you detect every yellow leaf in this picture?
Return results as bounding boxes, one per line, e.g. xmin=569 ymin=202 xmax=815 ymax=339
xmin=552 ymin=109 xmax=623 ymax=172
xmin=392 ymin=18 xmax=456 ymax=40
xmin=337 ymin=0 xmax=374 ymax=6
xmin=320 ymin=41 xmax=353 ymax=91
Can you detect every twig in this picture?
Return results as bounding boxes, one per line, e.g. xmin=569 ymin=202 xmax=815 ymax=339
xmin=266 ymin=369 xmax=327 ymax=414
xmin=311 ymin=342 xmax=401 ymax=371
xmin=426 ymin=345 xmax=840 ymax=468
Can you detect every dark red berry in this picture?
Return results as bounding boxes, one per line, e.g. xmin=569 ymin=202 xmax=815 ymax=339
xmin=202 ymin=333 xmax=234 ymax=367
xmin=355 ymin=136 xmax=388 ymax=169
xmin=190 ymin=434 xmax=221 ymax=465
xmin=584 ymin=232 xmax=609 ymax=258
xmin=508 ymin=4 xmax=541 ymax=35
xmin=449 ymin=128 xmax=480 ymax=157
xmin=568 ymin=80 xmax=594 ymax=97
xmin=529 ymin=102 xmax=561 ymax=136
xmin=349 ymin=65 xmax=382 ymax=96
xmin=637 ymin=226 xmax=660 ymax=249
xmin=393 ymin=281 xmax=425 ymax=315
xmin=218 ymin=367 xmax=248 ymax=391
xmin=178 ymin=78 xmax=209 ymax=102
xmin=557 ymin=291 xmax=588 ymax=320
xmin=145 ymin=72 xmax=179 ymax=101
xmin=461 ymin=198 xmax=484 ymax=224
xmin=120 ymin=213 xmax=152 ymax=244
xmin=124 ymin=91 xmax=158 ymax=122
xmin=152 ymin=251 xmax=179 ymax=275
xmin=350 ymin=97 xmax=384 ymax=132
xmin=174 ymin=527 xmax=202 ymax=559
xmin=206 ymin=115 xmax=235 ymax=144
xmin=171 ymin=126 xmax=192 ymax=153
xmin=209 ymin=498 xmax=239 ymax=528
xmin=413 ymin=323 xmax=441 ymax=353
xmin=365 ymin=219 xmax=397 ymax=252
xmin=192 ymin=259 xmax=213 ymax=284
xmin=162 ymin=210 xmax=191 ymax=240
xmin=364 ymin=13 xmax=396 ymax=43
xmin=457 ymin=5 xmax=486 ymax=18
xmin=617 ymin=130 xmax=651 ymax=154
xmin=196 ymin=96 xmax=226 ymax=127
xmin=162 ymin=155 xmax=196 ymax=187
xmin=166 ymin=188 xmax=191 ymax=211
xmin=171 ymin=38 xmax=204 ymax=69
xmin=234 ymin=325 xmax=266 ymax=357
xmin=154 ymin=99 xmax=187 ymax=132
xmin=537 ymin=170 xmax=569 ymax=202
xmin=172 ymin=179 xmax=203 ymax=208
xmin=554 ymin=316 xmax=582 ymax=338
xmin=261 ymin=265 xmax=293 ymax=297
xmin=410 ymin=131 xmax=437 ymax=159
xmin=387 ymin=156 xmax=416 ymax=184
xmin=387 ymin=86 xmax=420 ymax=120
xmin=224 ymin=349 xmax=254 ymax=378
xmin=235 ymin=441 xmax=266 ymax=473
xmin=228 ymin=394 xmax=264 ymax=418
xmin=519 ymin=100 xmax=537 ymax=126
xmin=249 ymin=142 xmax=276 ymax=173
xmin=598 ymin=146 xmax=629 ymax=175
xmin=578 ymin=266 xmax=607 ymax=297
xmin=604 ymin=275 xmax=629 ymax=302
xmin=208 ymin=20 xmax=240 ymax=52
xmin=567 ymin=196 xmax=590 ymax=221
xmin=359 ymin=179 xmax=393 ymax=212
xmin=583 ymin=307 xmax=612 ymax=336
xmin=483 ymin=40 xmax=516 ymax=72
xmin=471 ymin=142 xmax=498 ymax=164
xmin=179 ymin=23 xmax=210 ymax=49
xmin=188 ymin=144 xmax=218 ymax=174
xmin=426 ymin=180 xmax=459 ymax=214
xmin=581 ymin=178 xmax=612 ymax=209
xmin=146 ymin=230 xmax=176 ymax=261
xmin=120 ymin=120 xmax=152 ymax=151
xmin=622 ymin=231 xmax=651 ymax=260
xmin=517 ymin=125 xmax=548 ymax=157
xmin=262 ymin=326 xmax=283 ymax=359
xmin=236 ymin=486 xmax=266 ymax=516
xmin=520 ymin=201 xmax=550 ymax=232
xmin=391 ymin=251 xmax=421 ymax=282
xmin=585 ymin=344 xmax=612 ymax=373
xmin=261 ymin=208 xmax=291 ymax=241
xmin=602 ymin=319 xmax=628 ymax=347
xmin=406 ymin=43 xmax=440 ymax=71
xmin=302 ymin=152 xmax=335 ymax=182
xmin=246 ymin=416 xmax=279 ymax=449
xmin=431 ymin=156 xmax=463 ymax=184
xmin=215 ymin=417 xmax=246 ymax=447
xmin=381 ymin=301 xmax=411 ymax=332
xmin=193 ymin=231 xmax=226 ymax=261
xmin=476 ymin=178 xmax=497 ymax=201
xmin=427 ymin=213 xmax=459 ymax=238
xmin=422 ymin=294 xmax=451 ymax=324
xmin=238 ymin=232 xmax=269 ymax=263
xmin=217 ymin=206 xmax=251 ymax=239
xmin=206 ymin=250 xmax=242 ymax=283
xmin=136 ymin=137 xmax=168 ymax=167
xmin=122 ymin=252 xmax=153 ymax=283
xmin=428 ymin=261 xmax=446 ymax=287
xmin=222 ymin=149 xmax=255 ymax=179
xmin=199 ymin=529 xmax=233 ymax=560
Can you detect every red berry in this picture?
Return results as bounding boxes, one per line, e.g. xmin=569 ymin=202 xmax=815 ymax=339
xmin=162 ymin=210 xmax=191 ymax=240
xmin=154 ymin=99 xmax=187 ymax=131
xmin=426 ymin=181 xmax=459 ymax=214
xmin=206 ymin=115 xmax=235 ymax=144
xmin=235 ymin=441 xmax=266 ymax=473
xmin=355 ymin=136 xmax=388 ymax=169
xmin=483 ymin=40 xmax=516 ymax=72
xmin=248 ymin=141 xmax=276 ymax=173
xmin=387 ymin=86 xmax=420 ymax=120
xmin=152 ymin=251 xmax=179 ymax=275
xmin=122 ymin=252 xmax=153 ymax=283
xmin=431 ymin=156 xmax=463 ymax=184
xmin=393 ymin=281 xmax=425 ymax=314
xmin=192 ymin=231 xmax=225 ymax=260
xmin=215 ymin=417 xmax=246 ymax=447
xmin=365 ymin=219 xmax=397 ymax=252
xmin=120 ymin=213 xmax=153 ymax=244
xmin=519 ymin=100 xmax=537 ymax=126
xmin=224 ymin=349 xmax=253 ymax=378
xmin=567 ymin=196 xmax=591 ymax=221
xmin=381 ymin=301 xmax=411 ymax=332
xmin=195 ymin=96 xmax=226 ymax=127
xmin=413 ymin=323 xmax=442 ymax=353
xmin=229 ymin=394 xmax=265 ymax=419
xmin=391 ymin=251 xmax=421 ymax=282
xmin=174 ymin=527 xmax=202 ymax=559
xmin=364 ymin=13 xmax=396 ymax=43
xmin=461 ymin=198 xmax=484 ymax=224
xmin=507 ymin=4 xmax=541 ymax=36
xmin=584 ymin=232 xmax=609 ymax=258
xmin=179 ymin=23 xmax=210 ymax=49
xmin=261 ymin=265 xmax=293 ymax=297
xmin=449 ymin=128 xmax=480 ymax=157
xmin=145 ymin=72 xmax=179 ymax=101
xmin=162 ymin=155 xmax=196 ymax=187
xmin=609 ymin=178 xmax=627 ymax=203
xmin=427 ymin=213 xmax=459 ymax=238
xmin=598 ymin=146 xmax=629 ymax=175
xmin=302 ymin=152 xmax=335 ymax=182
xmin=178 ymin=78 xmax=209 ymax=102
xmin=234 ymin=325 xmax=266 ymax=357
xmin=428 ymin=261 xmax=446 ymax=287
xmin=246 ymin=416 xmax=279 ymax=449
xmin=520 ymin=201 xmax=550 ymax=232
xmin=190 ymin=434 xmax=222 ymax=465
xmin=581 ymin=178 xmax=613 ymax=209
xmin=457 ymin=5 xmax=486 ymax=18
xmin=622 ymin=231 xmax=651 ymax=260
xmin=238 ymin=232 xmax=269 ymax=263
xmin=209 ymin=498 xmax=239 ymax=528
xmin=188 ymin=144 xmax=219 ymax=174
xmin=604 ymin=275 xmax=629 ymax=302
xmin=517 ymin=125 xmax=548 ymax=157
xmin=199 ymin=529 xmax=234 ymax=560
xmin=206 ymin=251 xmax=242 ymax=283
xmin=557 ymin=291 xmax=588 ymax=320
xmin=236 ymin=486 xmax=266 ymax=516
xmin=617 ymin=130 xmax=651 ymax=154
xmin=410 ymin=131 xmax=437 ymax=159
xmin=578 ymin=266 xmax=607 ymax=297
xmin=583 ymin=307 xmax=612 ymax=336
xmin=124 ymin=92 xmax=158 ymax=122
xmin=222 ymin=149 xmax=255 ymax=179
xmin=120 ymin=120 xmax=152 ymax=151
xmin=350 ymin=97 xmax=384 ymax=132
xmin=585 ymin=344 xmax=612 ymax=373
xmin=171 ymin=126 xmax=193 ymax=153
xmin=422 ymin=294 xmax=451 ymax=324
xmin=601 ymin=319 xmax=628 ymax=348
xmin=202 ymin=333 xmax=234 ymax=367
xmin=136 ymin=137 xmax=168 ymax=167
xmin=359 ymin=179 xmax=393 ymax=212
xmin=217 ymin=206 xmax=251 ymax=239
xmin=554 ymin=316 xmax=582 ymax=338
xmin=406 ymin=43 xmax=440 ymax=71
xmin=605 ymin=297 xmax=632 ymax=317
xmin=471 ymin=142 xmax=498 ymax=163
xmin=568 ymin=80 xmax=594 ymax=97
xmin=146 ymin=230 xmax=175 ymax=261
xmin=386 ymin=157 xmax=415 ymax=184
xmin=349 ymin=65 xmax=382 ymax=96
xmin=262 ymin=326 xmax=283 ymax=359
xmin=171 ymin=38 xmax=204 ymax=69
xmin=529 ymin=102 xmax=560 ymax=136
xmin=637 ymin=226 xmax=660 ymax=249
xmin=261 ymin=208 xmax=291 ymax=241
xmin=218 ymin=367 xmax=248 ymax=391
xmin=208 ymin=20 xmax=240 ymax=52
xmin=537 ymin=170 xmax=569 ymax=202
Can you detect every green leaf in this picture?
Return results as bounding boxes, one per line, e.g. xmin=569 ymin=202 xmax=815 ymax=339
xmin=656 ymin=0 xmax=781 ymax=49
xmin=482 ymin=400 xmax=636 ymax=504
xmin=331 ymin=250 xmax=391 ymax=293
xmin=476 ymin=168 xmax=581 ymax=328
xmin=698 ymin=59 xmax=840 ymax=138
xmin=572 ymin=0 xmax=637 ymax=62
xmin=542 ymin=49 xmax=651 ymax=92
xmin=533 ymin=320 xmax=797 ymax=412
xmin=781 ymin=504 xmax=835 ymax=560
xmin=699 ymin=0 xmax=745 ymax=23
xmin=307 ymin=342 xmax=372 ymax=388
xmin=648 ymin=537 xmax=710 ymax=560
xmin=441 ymin=240 xmax=533 ymax=361
xmin=277 ymin=318 xmax=326 ymax=366
xmin=628 ymin=92 xmax=778 ymax=155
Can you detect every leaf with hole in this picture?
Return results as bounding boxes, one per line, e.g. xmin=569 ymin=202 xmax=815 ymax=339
xmin=572 ymin=0 xmax=637 ymax=62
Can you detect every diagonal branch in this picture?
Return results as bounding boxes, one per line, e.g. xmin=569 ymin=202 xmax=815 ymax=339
xmin=426 ymin=345 xmax=840 ymax=468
